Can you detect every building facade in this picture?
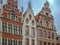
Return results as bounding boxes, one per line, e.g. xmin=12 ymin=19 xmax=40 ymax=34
xmin=22 ymin=1 xmax=37 ymax=45
xmin=0 ymin=0 xmax=22 ymax=45
xmin=35 ymin=1 xmax=57 ymax=45
xmin=0 ymin=0 xmax=60 ymax=45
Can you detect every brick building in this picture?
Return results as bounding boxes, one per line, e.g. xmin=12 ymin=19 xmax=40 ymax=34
xmin=0 ymin=0 xmax=22 ymax=45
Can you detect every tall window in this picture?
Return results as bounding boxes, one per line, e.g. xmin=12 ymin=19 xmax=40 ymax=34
xmin=32 ymin=20 xmax=34 ymax=25
xmin=52 ymin=33 xmax=54 ymax=39
xmin=8 ymin=39 xmax=12 ymax=45
xmin=25 ymin=26 xmax=29 ymax=36
xmin=48 ymin=32 xmax=50 ymax=39
xmin=11 ymin=13 xmax=15 ymax=20
xmin=40 ymin=41 xmax=42 ymax=45
xmin=46 ymin=21 xmax=49 ymax=27
xmin=26 ymin=39 xmax=29 ymax=45
xmin=52 ymin=43 xmax=54 ymax=45
xmin=29 ymin=15 xmax=31 ymax=20
xmin=46 ymin=13 xmax=48 ymax=16
xmin=18 ymin=40 xmax=22 ymax=45
xmin=8 ymin=13 xmax=11 ymax=19
xmin=14 ymin=25 xmax=17 ymax=35
xmin=19 ymin=27 xmax=22 ymax=35
xmin=52 ymin=25 xmax=53 ymax=29
xmin=44 ymin=31 xmax=46 ymax=38
xmin=2 ymin=22 xmax=7 ymax=32
xmin=14 ymin=40 xmax=17 ymax=45
xmin=44 ymin=42 xmax=46 ymax=45
xmin=32 ymin=40 xmax=34 ymax=45
xmin=2 ymin=38 xmax=7 ymax=45
xmin=26 ymin=19 xmax=28 ymax=24
xmin=15 ymin=16 xmax=18 ymax=21
xmin=32 ymin=27 xmax=35 ymax=37
xmin=8 ymin=24 xmax=12 ymax=34
xmin=48 ymin=42 xmax=50 ymax=45
xmin=40 ymin=20 xmax=42 ymax=26
xmin=40 ymin=30 xmax=42 ymax=37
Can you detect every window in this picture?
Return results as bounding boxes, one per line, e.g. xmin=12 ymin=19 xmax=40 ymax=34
xmin=14 ymin=25 xmax=17 ymax=35
xmin=8 ymin=39 xmax=12 ymax=45
xmin=26 ymin=39 xmax=29 ymax=45
xmin=29 ymin=15 xmax=31 ymax=20
xmin=8 ymin=24 xmax=12 ymax=34
xmin=19 ymin=27 xmax=22 ymax=35
xmin=11 ymin=5 xmax=15 ymax=11
xmin=32 ymin=20 xmax=34 ymax=25
xmin=25 ymin=26 xmax=29 ymax=36
xmin=8 ymin=13 xmax=18 ymax=21
xmin=26 ymin=19 xmax=28 ymax=24
xmin=52 ymin=43 xmax=54 ymax=45
xmin=32 ymin=40 xmax=34 ymax=45
xmin=52 ymin=33 xmax=54 ymax=39
xmin=8 ymin=14 xmax=11 ymax=19
xmin=40 ymin=41 xmax=42 ymax=45
xmin=40 ymin=30 xmax=42 ymax=37
xmin=2 ymin=38 xmax=7 ymax=45
xmin=11 ymin=13 xmax=15 ymax=20
xmin=44 ymin=42 xmax=46 ymax=45
xmin=48 ymin=32 xmax=50 ymax=39
xmin=40 ymin=20 xmax=42 ymax=26
xmin=2 ymin=22 xmax=7 ymax=32
xmin=52 ymin=25 xmax=53 ymax=29
xmin=46 ymin=13 xmax=48 ymax=16
xmin=57 ymin=43 xmax=59 ymax=45
xmin=14 ymin=40 xmax=17 ymax=45
xmin=48 ymin=42 xmax=50 ymax=45
xmin=15 ymin=16 xmax=18 ymax=21
xmin=46 ymin=21 xmax=49 ymax=27
xmin=18 ymin=41 xmax=22 ymax=45
xmin=44 ymin=31 xmax=46 ymax=38
xmin=32 ymin=27 xmax=35 ymax=37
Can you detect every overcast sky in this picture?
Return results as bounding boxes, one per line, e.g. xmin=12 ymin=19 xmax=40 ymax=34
xmin=3 ymin=0 xmax=60 ymax=35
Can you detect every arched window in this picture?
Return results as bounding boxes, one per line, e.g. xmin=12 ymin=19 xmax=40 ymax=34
xmin=32 ymin=20 xmax=34 ymax=25
xmin=26 ymin=19 xmax=29 ymax=24
xmin=29 ymin=15 xmax=31 ymax=20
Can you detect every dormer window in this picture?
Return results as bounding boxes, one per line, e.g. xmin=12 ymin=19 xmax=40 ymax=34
xmin=29 ymin=15 xmax=31 ymax=20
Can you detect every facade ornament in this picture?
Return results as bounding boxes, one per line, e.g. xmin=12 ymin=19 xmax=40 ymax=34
xmin=28 ymin=0 xmax=32 ymax=8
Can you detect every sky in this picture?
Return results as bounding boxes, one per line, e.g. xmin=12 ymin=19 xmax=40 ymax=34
xmin=3 ymin=0 xmax=60 ymax=35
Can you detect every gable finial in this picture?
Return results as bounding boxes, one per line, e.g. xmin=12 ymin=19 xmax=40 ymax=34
xmin=28 ymin=0 xmax=31 ymax=8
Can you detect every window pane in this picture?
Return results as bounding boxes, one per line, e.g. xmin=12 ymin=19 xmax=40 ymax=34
xmin=2 ymin=22 xmax=7 ymax=32
xmin=48 ymin=32 xmax=50 ymax=39
xmin=32 ymin=40 xmax=34 ymax=45
xmin=2 ymin=38 xmax=7 ymax=45
xmin=25 ymin=26 xmax=29 ymax=37
xmin=26 ymin=39 xmax=29 ymax=45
